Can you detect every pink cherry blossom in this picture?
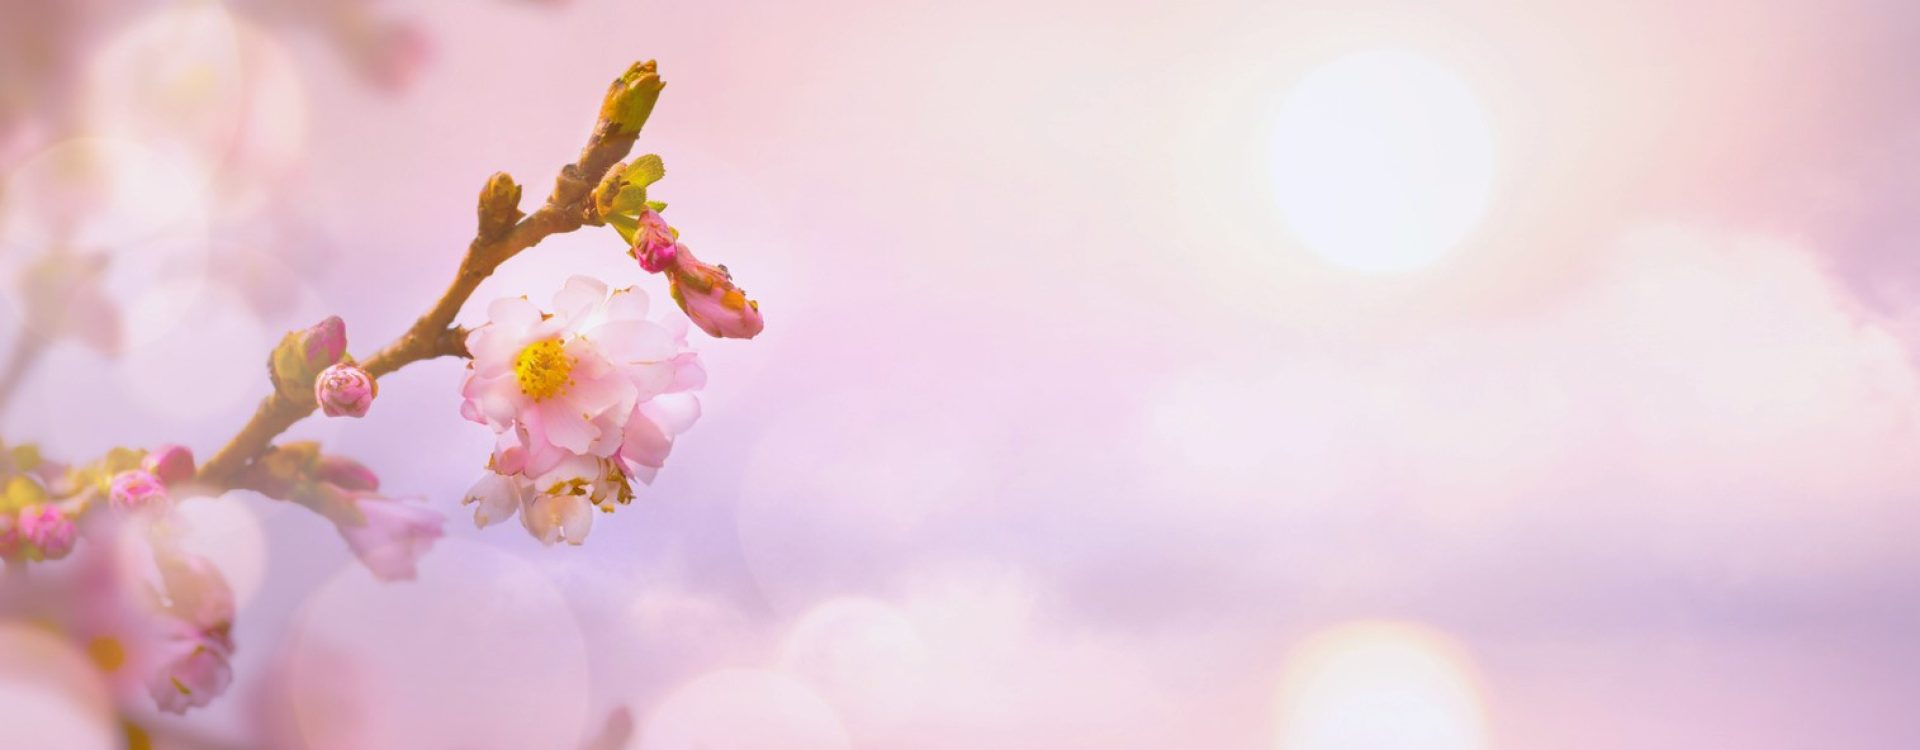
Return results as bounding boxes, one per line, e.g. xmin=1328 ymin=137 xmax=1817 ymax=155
xmin=465 ymin=453 xmax=624 ymax=546
xmin=316 ymin=361 xmax=378 ymax=418
xmin=110 ymin=470 xmax=171 ymax=512
xmin=462 ymin=276 xmax=698 ymax=478
xmin=461 ymin=278 xmax=707 ymax=545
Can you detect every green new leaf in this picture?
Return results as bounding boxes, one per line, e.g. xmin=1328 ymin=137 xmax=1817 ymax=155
xmin=609 ymin=184 xmax=651 ymax=216
xmin=626 ymin=154 xmax=666 ymax=189
xmin=607 ymin=213 xmax=640 ymax=245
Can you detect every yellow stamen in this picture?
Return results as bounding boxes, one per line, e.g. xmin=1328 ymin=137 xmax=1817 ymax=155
xmin=513 ymin=339 xmax=575 ymax=401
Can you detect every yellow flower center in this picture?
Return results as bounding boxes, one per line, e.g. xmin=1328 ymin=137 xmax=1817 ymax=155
xmin=514 ymin=339 xmax=575 ymax=401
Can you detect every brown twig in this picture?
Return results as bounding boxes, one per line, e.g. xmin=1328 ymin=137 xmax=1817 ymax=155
xmin=196 ymin=61 xmax=661 ymax=486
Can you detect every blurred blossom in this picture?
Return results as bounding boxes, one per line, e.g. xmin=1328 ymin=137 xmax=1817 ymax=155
xmin=140 ymin=444 xmax=195 ymax=486
xmin=334 ymin=493 xmax=444 ymax=581
xmin=20 ymin=251 xmax=120 ymax=353
xmin=147 ymin=638 xmax=233 ymax=715
xmin=17 ymin=504 xmax=77 ymax=560
xmin=145 ymin=544 xmax=237 ymax=714
xmin=107 ymin=470 xmax=168 ymax=512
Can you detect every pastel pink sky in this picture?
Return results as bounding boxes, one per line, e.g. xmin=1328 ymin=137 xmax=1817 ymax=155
xmin=3 ymin=0 xmax=1920 ymax=747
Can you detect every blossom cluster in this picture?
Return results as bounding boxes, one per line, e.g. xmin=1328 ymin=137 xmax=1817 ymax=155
xmin=460 ymin=277 xmax=705 ymax=544
xmin=0 ymin=58 xmax=761 ymax=726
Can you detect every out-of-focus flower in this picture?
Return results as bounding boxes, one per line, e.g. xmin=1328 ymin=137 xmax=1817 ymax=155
xmin=235 ymin=446 xmax=444 ymax=580
xmin=141 ymin=444 xmax=196 ymax=485
xmin=633 ymin=208 xmax=678 ymax=273
xmin=149 ymin=639 xmax=234 ymax=714
xmin=665 ymin=244 xmax=764 ymax=339
xmin=146 ymin=547 xmax=236 ymax=715
xmin=17 ymin=504 xmax=76 ymax=560
xmin=0 ymin=513 xmax=18 ymax=559
xmin=581 ymin=706 xmax=635 ymax=750
xmin=315 ymin=453 xmax=378 ymax=492
xmin=22 ymin=251 xmax=121 ymax=353
xmin=315 ymin=361 xmax=377 ymax=418
xmin=153 ymin=548 xmax=236 ymax=637
xmin=270 ymin=315 xmax=349 ymax=405
xmin=336 ymin=493 xmax=443 ymax=580
xmin=109 ymin=469 xmax=170 ymax=512
xmin=300 ymin=455 xmax=440 ymax=580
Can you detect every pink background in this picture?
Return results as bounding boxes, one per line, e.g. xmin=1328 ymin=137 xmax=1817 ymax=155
xmin=4 ymin=0 xmax=1920 ymax=747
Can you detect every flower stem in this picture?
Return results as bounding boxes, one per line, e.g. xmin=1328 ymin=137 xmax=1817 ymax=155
xmin=196 ymin=64 xmax=657 ymax=486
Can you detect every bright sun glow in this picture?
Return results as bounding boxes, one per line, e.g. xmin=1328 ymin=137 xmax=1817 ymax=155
xmin=1270 ymin=50 xmax=1494 ymax=273
xmin=1275 ymin=621 xmax=1489 ymax=750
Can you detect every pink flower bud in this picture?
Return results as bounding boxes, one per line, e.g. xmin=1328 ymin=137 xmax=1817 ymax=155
xmin=270 ymin=316 xmax=348 ymax=404
xmin=109 ymin=470 xmax=170 ymax=512
xmin=315 ymin=455 xmax=380 ymax=492
xmin=666 ymin=245 xmax=764 ymax=339
xmin=303 ymin=316 xmax=348 ymax=366
xmin=18 ymin=505 xmax=76 ymax=560
xmin=142 ymin=445 xmax=196 ymax=485
xmin=315 ymin=362 xmax=378 ymax=418
xmin=633 ymin=209 xmax=678 ymax=273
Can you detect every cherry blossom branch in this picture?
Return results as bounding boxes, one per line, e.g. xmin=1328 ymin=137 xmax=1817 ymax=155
xmin=196 ymin=61 xmax=664 ymax=486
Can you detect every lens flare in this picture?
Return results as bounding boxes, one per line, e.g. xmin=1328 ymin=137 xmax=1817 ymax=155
xmin=1275 ymin=621 xmax=1490 ymax=750
xmin=1270 ymin=50 xmax=1494 ymax=273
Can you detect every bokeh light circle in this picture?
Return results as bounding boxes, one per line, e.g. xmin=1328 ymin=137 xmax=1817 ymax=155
xmin=288 ymin=539 xmax=590 ymax=750
xmin=117 ymin=281 xmax=268 ymax=420
xmin=0 ymin=623 xmax=118 ymax=750
xmin=779 ymin=597 xmax=930 ymax=737
xmin=1270 ymin=50 xmax=1494 ymax=273
xmin=639 ymin=668 xmax=851 ymax=750
xmin=0 ymin=136 xmax=210 ymax=263
xmin=1274 ymin=620 xmax=1489 ymax=750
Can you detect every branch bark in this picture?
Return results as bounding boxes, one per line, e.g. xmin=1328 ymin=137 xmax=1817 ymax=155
xmin=196 ymin=62 xmax=660 ymax=485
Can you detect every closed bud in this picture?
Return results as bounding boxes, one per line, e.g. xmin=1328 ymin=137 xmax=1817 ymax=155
xmin=315 ymin=362 xmax=378 ymax=418
xmin=269 ymin=316 xmax=348 ymax=405
xmin=666 ymin=245 xmax=764 ymax=339
xmin=632 ymin=209 xmax=678 ymax=273
xmin=477 ymin=171 xmax=524 ymax=240
xmin=18 ymin=505 xmax=76 ymax=560
xmin=598 ymin=60 xmax=664 ymax=138
xmin=109 ymin=470 xmax=170 ymax=512
xmin=142 ymin=445 xmax=196 ymax=486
